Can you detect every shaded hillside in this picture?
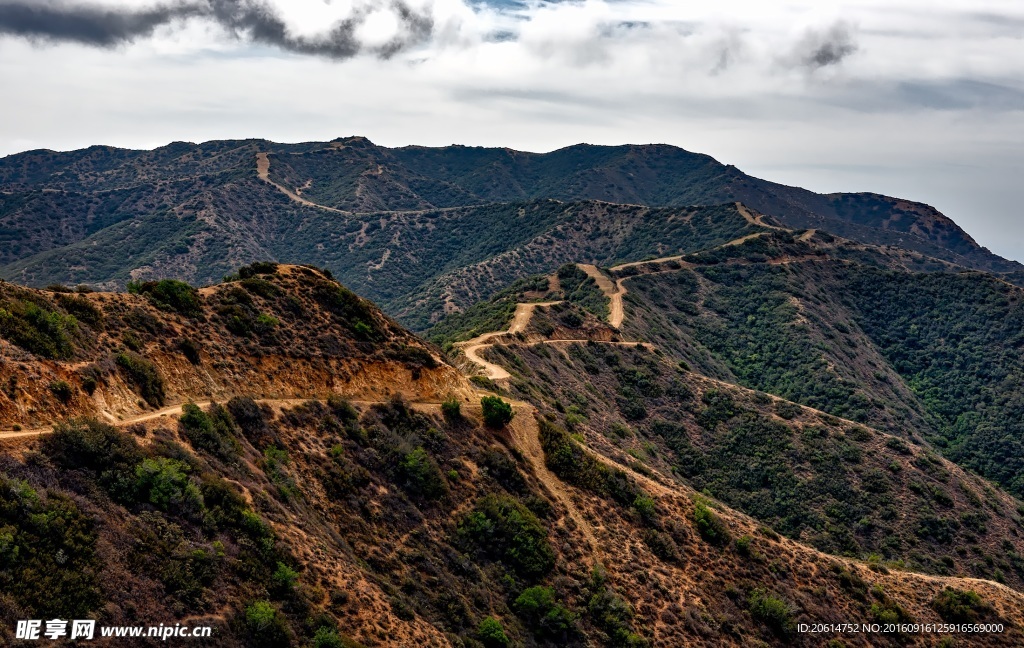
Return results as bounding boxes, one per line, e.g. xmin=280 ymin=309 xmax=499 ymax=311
xmin=2 ymin=196 xmax=764 ymax=330
xmin=486 ymin=337 xmax=1024 ymax=589
xmin=595 ymin=232 xmax=1024 ymax=502
xmin=271 ymin=138 xmax=1021 ymax=273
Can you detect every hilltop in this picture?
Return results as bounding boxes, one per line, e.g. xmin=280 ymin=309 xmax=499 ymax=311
xmin=3 ymin=264 xmax=1024 ymax=647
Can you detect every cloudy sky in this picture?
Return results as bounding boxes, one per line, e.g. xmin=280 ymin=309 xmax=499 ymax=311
xmin=1 ymin=0 xmax=1022 ymax=260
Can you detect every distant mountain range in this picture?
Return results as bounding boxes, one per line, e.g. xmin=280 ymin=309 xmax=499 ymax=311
xmin=1 ymin=137 xmax=1019 ymax=329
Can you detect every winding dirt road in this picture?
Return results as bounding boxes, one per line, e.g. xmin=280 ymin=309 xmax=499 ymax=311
xmin=256 ymin=153 xmax=348 ymax=214
xmin=735 ymin=202 xmax=784 ymax=230
xmin=454 ymin=301 xmax=564 ymax=381
xmin=610 ymin=255 xmax=688 ymax=272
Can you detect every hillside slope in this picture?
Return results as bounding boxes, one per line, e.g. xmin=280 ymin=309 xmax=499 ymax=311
xmin=3 ymin=267 xmax=1023 ymax=647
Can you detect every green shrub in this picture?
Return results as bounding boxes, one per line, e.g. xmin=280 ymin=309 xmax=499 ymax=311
xmin=240 ymin=278 xmax=280 ymax=299
xmin=271 ymin=561 xmax=299 ymax=594
xmin=0 ymin=477 xmax=102 ymax=618
xmin=538 ymin=419 xmax=643 ymax=508
xmin=41 ymin=419 xmax=144 ymax=501
xmin=128 ymin=279 xmax=203 ymax=317
xmin=49 ymin=380 xmax=73 ymax=404
xmin=312 ymin=280 xmax=380 ymax=339
xmin=0 ymin=299 xmax=77 ymax=359
xmin=179 ymin=402 xmax=240 ymax=460
xmin=386 ymin=345 xmax=438 ymax=369
xmin=481 ymin=396 xmax=514 ymax=428
xmin=56 ymin=294 xmax=103 ymax=327
xmin=774 ymin=401 xmax=802 ymax=420
xmin=121 ymin=330 xmax=143 ymax=351
xmin=177 ymin=337 xmax=201 ymax=364
xmin=514 ymin=586 xmax=577 ymax=640
xmin=134 ymin=458 xmax=204 ymax=514
xmin=748 ymin=588 xmax=795 ymax=636
xmin=869 ymin=600 xmax=911 ymax=624
xmin=244 ymin=600 xmax=292 ymax=648
xmin=238 ymin=261 xmax=279 ymax=279
xmin=441 ymin=395 xmax=462 ymax=420
xmin=693 ymin=502 xmax=730 ymax=545
xmin=588 ymin=585 xmax=648 ymax=647
xmin=312 ymin=628 xmax=346 ymax=648
xmin=632 ymin=495 xmax=657 ymax=524
xmin=477 ymin=617 xmax=510 ymax=647
xmin=735 ymin=534 xmax=754 ymax=557
xmin=263 ymin=447 xmax=300 ymax=501
xmin=115 ymin=352 xmax=165 ymax=407
xmin=80 ymin=371 xmax=98 ymax=395
xmin=932 ymin=588 xmax=992 ymax=623
xmin=256 ymin=313 xmax=279 ymax=333
xmin=459 ymin=494 xmax=555 ymax=578
xmin=398 ymin=447 xmax=448 ymax=500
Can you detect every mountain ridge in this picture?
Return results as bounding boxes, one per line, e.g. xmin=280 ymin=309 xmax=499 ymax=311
xmin=1 ymin=137 xmax=1018 ymax=297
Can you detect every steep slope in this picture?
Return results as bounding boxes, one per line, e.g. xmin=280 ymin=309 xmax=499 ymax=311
xmin=597 ymin=232 xmax=1024 ymax=502
xmin=3 ymin=268 xmax=1023 ymax=647
xmin=0 ymin=263 xmax=454 ymax=429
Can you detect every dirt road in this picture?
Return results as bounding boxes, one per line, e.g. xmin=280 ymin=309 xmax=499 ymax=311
xmin=455 ymin=301 xmax=563 ymax=380
xmin=577 ymin=264 xmax=625 ymax=329
xmin=509 ymin=301 xmax=562 ymax=334
xmin=460 ymin=341 xmax=512 ymax=381
xmin=735 ymin=202 xmax=784 ymax=230
xmin=508 ymin=404 xmax=601 ymax=560
xmin=610 ymin=255 xmax=689 ymax=272
xmin=256 ymin=153 xmax=348 ymax=214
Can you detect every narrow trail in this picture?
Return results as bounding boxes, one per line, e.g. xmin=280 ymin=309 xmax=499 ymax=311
xmin=610 ymin=255 xmax=689 ymax=271
xmin=577 ymin=264 xmax=625 ymax=329
xmin=455 ymin=261 xmax=654 ymax=378
xmin=724 ymin=232 xmax=764 ymax=246
xmin=735 ymin=201 xmax=784 ymax=230
xmin=256 ymin=153 xmax=348 ymax=214
xmin=508 ymin=404 xmax=601 ymax=561
xmin=0 ymin=398 xmax=317 ymax=441
xmin=509 ymin=301 xmax=562 ymax=334
xmin=799 ymin=228 xmax=817 ymax=242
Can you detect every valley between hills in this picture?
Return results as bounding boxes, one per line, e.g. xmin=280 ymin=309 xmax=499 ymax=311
xmin=2 ymin=139 xmax=1024 ymax=647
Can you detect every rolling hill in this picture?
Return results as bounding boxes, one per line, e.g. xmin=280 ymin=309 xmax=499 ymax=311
xmin=2 ymin=263 xmax=1023 ymax=647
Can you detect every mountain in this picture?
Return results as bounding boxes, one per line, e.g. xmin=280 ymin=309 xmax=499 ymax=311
xmin=1 ymin=138 xmax=1020 ymax=331
xmin=2 ymin=264 xmax=1024 ymax=647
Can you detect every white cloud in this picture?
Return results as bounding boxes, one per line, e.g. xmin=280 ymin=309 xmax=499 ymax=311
xmin=1 ymin=0 xmax=1023 ymax=260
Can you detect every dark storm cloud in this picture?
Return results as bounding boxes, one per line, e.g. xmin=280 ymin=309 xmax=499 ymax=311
xmin=795 ymin=22 xmax=858 ymax=69
xmin=0 ymin=0 xmax=433 ymax=59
